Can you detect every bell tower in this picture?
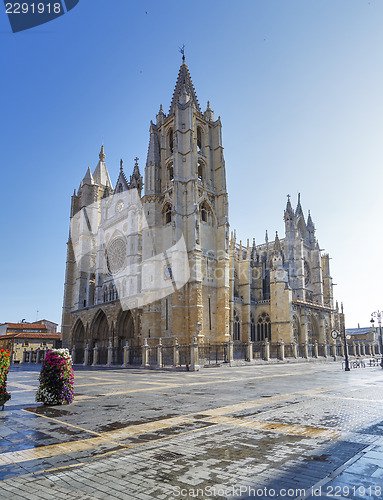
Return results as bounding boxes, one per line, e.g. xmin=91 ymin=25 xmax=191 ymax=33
xmin=142 ymin=57 xmax=230 ymax=342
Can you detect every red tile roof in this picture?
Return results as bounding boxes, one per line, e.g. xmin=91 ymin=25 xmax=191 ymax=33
xmin=5 ymin=323 xmax=48 ymax=330
xmin=0 ymin=333 xmax=60 ymax=340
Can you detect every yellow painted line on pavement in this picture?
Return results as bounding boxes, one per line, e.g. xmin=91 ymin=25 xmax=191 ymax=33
xmin=0 ymin=381 xmax=347 ymax=470
xmin=205 ymin=415 xmax=340 ymax=439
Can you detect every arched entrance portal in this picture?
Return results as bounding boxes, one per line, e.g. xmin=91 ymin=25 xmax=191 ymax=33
xmin=91 ymin=310 xmax=110 ymax=348
xmin=71 ymin=319 xmax=85 ymax=364
xmin=116 ymin=310 xmax=135 ymax=363
xmin=72 ymin=319 xmax=85 ymax=348
xmin=117 ymin=310 xmax=134 ymax=340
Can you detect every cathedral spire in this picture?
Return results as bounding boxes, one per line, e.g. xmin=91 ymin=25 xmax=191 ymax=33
xmin=130 ymin=157 xmax=143 ymax=192
xmin=93 ymin=145 xmax=112 ymax=188
xmin=169 ymin=61 xmax=201 ymax=114
xmin=274 ymin=231 xmax=282 ymax=256
xmin=284 ymin=194 xmax=294 ymax=221
xmin=82 ymin=166 xmax=94 ymax=186
xmin=295 ymin=192 xmax=303 ymax=217
xmin=307 ymin=210 xmax=315 ymax=231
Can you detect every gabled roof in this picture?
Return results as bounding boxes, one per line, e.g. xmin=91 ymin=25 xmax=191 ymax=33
xmin=169 ymin=62 xmax=201 ymax=114
xmin=115 ymin=160 xmax=130 ymax=193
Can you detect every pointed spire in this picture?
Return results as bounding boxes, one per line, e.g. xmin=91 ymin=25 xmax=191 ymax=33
xmin=93 ymin=145 xmax=112 ymax=188
xmin=146 ymin=122 xmax=160 ymax=167
xmin=274 ymin=231 xmax=282 ymax=255
xmin=130 ymin=157 xmax=143 ymax=191
xmin=82 ymin=166 xmax=94 ymax=186
xmin=307 ymin=210 xmax=315 ymax=231
xmin=204 ymin=100 xmax=214 ymax=121
xmin=295 ymin=192 xmax=303 ymax=216
xmin=284 ymin=194 xmax=294 ymax=221
xmin=265 ymin=230 xmax=269 ymax=246
xmin=169 ymin=62 xmax=201 ymax=114
xmin=99 ymin=145 xmax=105 ymax=162
xmin=114 ymin=159 xmax=129 ymax=193
xmin=156 ymin=105 xmax=165 ymax=125
xmin=251 ymin=238 xmax=257 ymax=260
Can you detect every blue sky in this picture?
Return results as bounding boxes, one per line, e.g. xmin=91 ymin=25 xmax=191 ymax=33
xmin=1 ymin=0 xmax=382 ymax=328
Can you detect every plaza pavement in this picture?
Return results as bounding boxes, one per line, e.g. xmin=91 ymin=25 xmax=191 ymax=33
xmin=1 ymin=360 xmax=383 ymax=499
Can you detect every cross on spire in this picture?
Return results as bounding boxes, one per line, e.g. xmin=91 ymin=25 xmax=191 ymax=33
xmin=134 ymin=157 xmax=139 ymax=165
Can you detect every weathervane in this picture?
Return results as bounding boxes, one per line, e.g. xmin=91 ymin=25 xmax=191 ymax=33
xmin=179 ymin=44 xmax=185 ymax=62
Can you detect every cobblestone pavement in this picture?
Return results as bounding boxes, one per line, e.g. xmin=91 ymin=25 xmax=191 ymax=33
xmin=1 ymin=361 xmax=383 ymax=499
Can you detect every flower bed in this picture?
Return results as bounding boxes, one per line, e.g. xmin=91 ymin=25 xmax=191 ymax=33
xmin=36 ymin=348 xmax=74 ymax=405
xmin=0 ymin=349 xmax=11 ymax=408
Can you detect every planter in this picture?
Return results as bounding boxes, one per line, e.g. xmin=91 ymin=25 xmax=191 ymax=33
xmin=36 ymin=349 xmax=74 ymax=406
xmin=0 ymin=393 xmax=11 ymax=411
xmin=0 ymin=349 xmax=11 ymax=410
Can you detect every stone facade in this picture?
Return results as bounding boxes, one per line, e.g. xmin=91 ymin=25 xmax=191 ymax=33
xmin=61 ymin=59 xmax=344 ymax=354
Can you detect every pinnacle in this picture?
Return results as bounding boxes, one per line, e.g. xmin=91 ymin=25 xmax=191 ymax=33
xmin=99 ymin=145 xmax=105 ymax=162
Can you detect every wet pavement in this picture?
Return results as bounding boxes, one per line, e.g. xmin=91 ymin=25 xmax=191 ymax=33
xmin=1 ymin=361 xmax=383 ymax=499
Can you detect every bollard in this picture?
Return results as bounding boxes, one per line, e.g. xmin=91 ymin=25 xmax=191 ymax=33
xmin=156 ymin=338 xmax=163 ymax=368
xmin=29 ymin=349 xmax=33 ymax=363
xmin=35 ymin=348 xmax=41 ymax=364
xmin=106 ymin=341 xmax=113 ymax=367
xmin=83 ymin=344 xmax=89 ymax=366
xmin=123 ymin=341 xmax=130 ymax=367
xmin=71 ymin=345 xmax=76 ymax=364
xmin=141 ymin=339 xmax=149 ymax=368
xmin=313 ymin=341 xmax=318 ymax=359
xmin=246 ymin=342 xmax=253 ymax=362
xmin=92 ymin=343 xmax=99 ymax=366
xmin=278 ymin=341 xmax=285 ymax=361
xmin=292 ymin=342 xmax=298 ymax=359
xmin=190 ymin=336 xmax=200 ymax=371
xmin=173 ymin=338 xmax=179 ymax=367
xmin=303 ymin=342 xmax=309 ymax=359
xmin=227 ymin=339 xmax=234 ymax=364
xmin=264 ymin=340 xmax=270 ymax=361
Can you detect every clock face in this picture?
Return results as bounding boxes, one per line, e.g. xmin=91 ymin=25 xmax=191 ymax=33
xmin=331 ymin=330 xmax=339 ymax=340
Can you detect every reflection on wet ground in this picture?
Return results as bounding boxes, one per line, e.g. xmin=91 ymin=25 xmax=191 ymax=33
xmin=1 ymin=362 xmax=383 ymax=498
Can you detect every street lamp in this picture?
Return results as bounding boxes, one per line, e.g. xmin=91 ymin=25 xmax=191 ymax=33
xmin=371 ymin=311 xmax=383 ymax=354
xmin=331 ymin=324 xmax=350 ymax=372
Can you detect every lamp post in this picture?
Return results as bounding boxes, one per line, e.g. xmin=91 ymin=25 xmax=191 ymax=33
xmin=371 ymin=311 xmax=383 ymax=355
xmin=331 ymin=324 xmax=350 ymax=372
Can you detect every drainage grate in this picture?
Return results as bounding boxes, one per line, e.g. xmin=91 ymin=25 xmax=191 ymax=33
xmin=152 ymin=451 xmax=184 ymax=462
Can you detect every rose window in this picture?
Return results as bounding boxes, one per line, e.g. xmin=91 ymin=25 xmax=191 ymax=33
xmin=106 ymin=238 xmax=127 ymax=274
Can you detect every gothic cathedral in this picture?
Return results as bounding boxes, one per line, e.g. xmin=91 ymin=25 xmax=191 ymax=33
xmin=61 ymin=59 xmax=344 ymax=355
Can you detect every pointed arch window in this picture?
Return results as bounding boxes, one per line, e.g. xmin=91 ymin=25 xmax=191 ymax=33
xmin=163 ymin=203 xmax=172 ymax=225
xmin=251 ymin=314 xmax=256 ymax=342
xmin=197 ymin=160 xmax=204 ymax=182
xmin=200 ymin=201 xmax=212 ymax=225
xmin=257 ymin=312 xmax=271 ymax=341
xmin=167 ymin=162 xmax=174 ymax=181
xmin=168 ymin=129 xmax=174 ymax=154
xmin=234 ymin=268 xmax=239 ymax=298
xmin=197 ymin=126 xmax=203 ymax=152
xmin=233 ymin=310 xmax=240 ymax=341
